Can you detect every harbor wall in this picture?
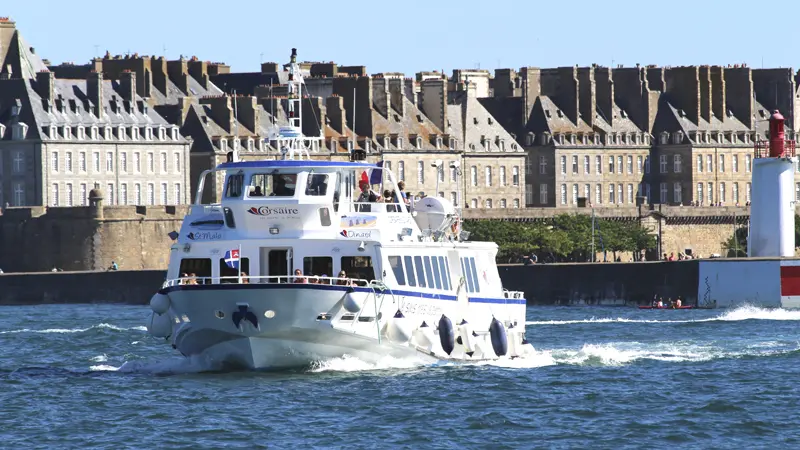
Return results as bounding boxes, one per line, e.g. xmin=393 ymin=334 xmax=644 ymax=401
xmin=0 ymin=270 xmax=167 ymax=305
xmin=698 ymin=259 xmax=782 ymax=308
xmin=498 ymin=261 xmax=700 ymax=306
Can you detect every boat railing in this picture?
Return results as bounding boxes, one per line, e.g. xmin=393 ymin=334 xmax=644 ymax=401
xmin=162 ymin=274 xmax=371 ymax=288
xmin=346 ymin=201 xmax=409 ymax=214
xmin=503 ymin=289 xmax=525 ymax=300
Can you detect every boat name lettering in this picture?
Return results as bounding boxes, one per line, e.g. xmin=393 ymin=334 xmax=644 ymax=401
xmin=400 ymin=301 xmax=441 ymax=317
xmin=247 ymin=206 xmax=300 ymax=217
xmin=187 ymin=231 xmax=223 ymax=241
xmin=339 ymin=229 xmax=372 ymax=239
xmin=388 ymin=215 xmax=412 ymax=224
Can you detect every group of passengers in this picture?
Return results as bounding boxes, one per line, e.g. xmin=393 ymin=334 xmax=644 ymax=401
xmin=292 ymin=268 xmax=362 ymax=286
xmin=651 ymin=296 xmax=683 ymax=308
xmin=358 ymin=180 xmax=430 ymax=212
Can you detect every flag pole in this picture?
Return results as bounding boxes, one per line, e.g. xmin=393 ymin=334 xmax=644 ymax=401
xmin=238 ymin=244 xmax=242 ymax=282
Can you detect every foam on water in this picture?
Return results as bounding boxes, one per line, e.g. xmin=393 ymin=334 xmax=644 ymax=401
xmin=526 ymin=305 xmax=800 ymax=326
xmin=0 ymin=323 xmax=148 ymax=335
xmin=308 ymin=354 xmax=426 ymax=373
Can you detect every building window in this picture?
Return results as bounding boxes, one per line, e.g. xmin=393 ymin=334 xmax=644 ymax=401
xmin=719 ymin=155 xmax=725 ymax=173
xmin=645 ymin=156 xmax=650 ymax=174
xmin=64 ymin=184 xmax=74 ymax=208
xmin=560 ymin=155 xmax=567 ymax=174
xmin=485 ymin=167 xmax=492 ymax=186
xmin=746 ymin=182 xmax=751 ymax=202
xmin=52 ymin=183 xmax=59 ymax=206
xmin=608 ymin=184 xmax=615 ymax=204
xmin=697 ymin=155 xmax=703 ymax=173
xmin=485 ymin=199 xmax=492 ymax=208
xmin=660 ymin=182 xmax=668 ymax=204
xmin=609 ymin=156 xmax=615 ymax=173
xmin=121 ymin=183 xmax=128 ymax=205
xmin=646 ymin=184 xmax=651 ymax=203
xmin=470 ymin=199 xmax=477 ymax=209
xmin=121 ymin=153 xmax=127 ymax=173
xmin=147 ymin=153 xmax=155 ymax=173
xmin=733 ymin=182 xmax=739 ymax=204
xmin=449 ymin=162 xmax=457 ymax=182
xmin=617 ymin=156 xmax=623 ymax=174
xmin=720 ymin=182 xmax=726 ymax=203
xmin=147 ymin=183 xmax=154 ymax=205
xmin=398 ymin=161 xmax=405 ymax=181
xmin=174 ymin=153 xmax=181 ymax=173
xmin=500 ymin=199 xmax=507 ymax=208
xmin=706 ymin=154 xmax=713 ymax=173
xmin=79 ymin=152 xmax=87 ymax=173
xmin=540 ymin=184 xmax=548 ymax=205
xmin=65 ymin=152 xmax=73 ymax=173
xmin=539 ymin=156 xmax=547 ymax=174
xmin=659 ymin=155 xmax=667 ymax=173
xmin=595 ymin=184 xmax=602 ymax=205
xmin=673 ymin=154 xmax=682 ymax=173
xmin=437 ymin=164 xmax=444 ymax=183
xmin=513 ymin=198 xmax=520 ymax=208
xmin=175 ymin=184 xmax=182 ymax=205
xmin=707 ymin=182 xmax=714 ymax=205
xmin=51 ymin=151 xmax=58 ymax=173
xmin=584 ymin=184 xmax=590 ymax=202
xmin=106 ymin=151 xmax=114 ymax=172
xmin=107 ymin=184 xmax=115 ymax=205
xmin=134 ymin=183 xmax=142 ymax=205
xmin=627 ymin=184 xmax=634 ymax=203
xmin=572 ymin=184 xmax=578 ymax=205
xmin=746 ymin=155 xmax=752 ymax=172
xmin=161 ymin=183 xmax=168 ymax=205
xmin=617 ymin=183 xmax=623 ymax=204
xmin=674 ymin=182 xmax=682 ymax=204
xmin=470 ymin=166 xmax=477 ymax=186
xmin=572 ymin=155 xmax=578 ymax=174
xmin=512 ymin=166 xmax=519 ymax=186
xmin=499 ymin=166 xmax=506 ymax=186
xmin=161 ymin=153 xmax=168 ymax=173
xmin=627 ymin=155 xmax=633 ymax=174
xmin=93 ymin=152 xmax=100 ymax=173
xmin=450 ymin=192 xmax=457 ymax=205
xmin=583 ymin=155 xmax=590 ymax=174
xmin=637 ymin=155 xmax=643 ymax=173
xmin=733 ymin=155 xmax=739 ymax=173
xmin=13 ymin=182 xmax=25 ymax=206
xmin=697 ymin=183 xmax=704 ymax=205
xmin=560 ymin=184 xmax=567 ymax=205
xmin=134 ymin=152 xmax=141 ymax=173
xmin=595 ymin=155 xmax=602 ymax=174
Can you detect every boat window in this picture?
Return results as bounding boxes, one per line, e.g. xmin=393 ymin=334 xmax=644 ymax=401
xmin=306 ymin=174 xmax=329 ymax=196
xmin=319 ymin=207 xmax=331 ymax=226
xmin=423 ymin=256 xmax=435 ymax=289
xmin=431 ymin=256 xmax=442 ymax=290
xmin=404 ymin=255 xmax=416 ymax=287
xmin=389 ymin=256 xmax=405 ymax=285
xmin=248 ymin=173 xmax=297 ymax=197
xmin=219 ymin=257 xmax=251 ymax=284
xmin=179 ymin=258 xmax=212 ymax=284
xmin=469 ymin=257 xmax=481 ymax=293
xmin=461 ymin=257 xmax=475 ymax=293
xmin=439 ymin=256 xmax=451 ymax=290
xmin=413 ymin=256 xmax=427 ymax=288
xmin=342 ymin=256 xmax=374 ymax=282
xmin=225 ymin=173 xmax=244 ymax=198
xmin=223 ymin=206 xmax=236 ymax=229
xmin=303 ymin=256 xmax=333 ymax=279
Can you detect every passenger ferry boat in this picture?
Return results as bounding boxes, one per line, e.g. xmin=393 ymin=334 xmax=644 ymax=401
xmin=145 ymin=49 xmax=533 ymax=369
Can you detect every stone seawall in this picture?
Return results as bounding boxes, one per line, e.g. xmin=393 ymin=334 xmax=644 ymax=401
xmin=0 ymin=263 xmax=699 ymax=306
xmin=0 ymin=270 xmax=167 ymax=305
xmin=498 ymin=261 xmax=699 ymax=306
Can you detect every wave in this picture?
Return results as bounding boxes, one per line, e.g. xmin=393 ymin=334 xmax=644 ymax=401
xmin=308 ymin=354 xmax=426 ymax=373
xmin=0 ymin=323 xmax=147 ymax=335
xmin=526 ymin=305 xmax=800 ymax=326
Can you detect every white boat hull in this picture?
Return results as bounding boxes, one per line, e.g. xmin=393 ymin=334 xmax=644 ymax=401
xmin=149 ymin=284 xmax=528 ymax=370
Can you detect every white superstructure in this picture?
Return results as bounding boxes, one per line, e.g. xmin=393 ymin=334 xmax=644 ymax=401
xmin=144 ymin=49 xmax=532 ymax=369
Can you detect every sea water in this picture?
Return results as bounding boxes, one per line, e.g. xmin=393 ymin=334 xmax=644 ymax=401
xmin=1 ymin=304 xmax=799 ymax=449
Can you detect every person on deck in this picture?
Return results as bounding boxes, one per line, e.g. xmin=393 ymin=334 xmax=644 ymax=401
xmin=357 ymin=182 xmax=378 ymax=212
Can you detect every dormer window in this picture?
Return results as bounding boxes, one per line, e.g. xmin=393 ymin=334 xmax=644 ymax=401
xmin=448 ymin=137 xmax=455 ymax=150
xmin=594 ymin=133 xmax=600 ymax=145
xmin=525 ymin=132 xmax=534 ymax=146
xmin=435 ymin=135 xmax=442 ymax=149
xmin=364 ymin=140 xmax=372 ymax=153
xmin=569 ymin=134 xmax=576 ymax=145
xmin=382 ymin=135 xmax=390 ymax=149
xmin=414 ymin=135 xmax=422 ymax=149
xmin=104 ymin=126 xmax=111 ymax=140
xmin=397 ymin=136 xmax=404 ymax=149
xmin=145 ymin=126 xmax=153 ymax=140
xmin=62 ymin=125 xmax=71 ymax=140
xmin=48 ymin=125 xmax=57 ymax=139
xmin=541 ymin=132 xmax=550 ymax=145
xmin=730 ymin=131 xmax=738 ymax=143
xmin=158 ymin=126 xmax=166 ymax=141
xmin=171 ymin=127 xmax=179 ymax=140
xmin=220 ymin=138 xmax=228 ymax=151
xmin=130 ymin=126 xmax=139 ymax=140
xmin=0 ymin=124 xmax=6 ymax=139
xmin=247 ymin=138 xmax=254 ymax=151
xmin=12 ymin=123 xmax=28 ymax=141
xmin=117 ymin=126 xmax=126 ymax=140
xmin=660 ymin=131 xmax=669 ymax=145
xmin=556 ymin=110 xmax=564 ymax=118
xmin=673 ymin=131 xmax=683 ymax=144
xmin=90 ymin=126 xmax=98 ymax=140
xmin=75 ymin=126 xmax=84 ymax=140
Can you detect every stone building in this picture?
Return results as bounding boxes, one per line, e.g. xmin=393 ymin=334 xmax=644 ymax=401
xmin=0 ymin=18 xmax=191 ymax=207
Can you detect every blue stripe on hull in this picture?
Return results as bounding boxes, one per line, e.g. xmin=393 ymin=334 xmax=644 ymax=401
xmin=160 ymin=284 xmax=526 ymax=305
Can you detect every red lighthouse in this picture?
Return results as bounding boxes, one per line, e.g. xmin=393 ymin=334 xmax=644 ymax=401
xmin=755 ymin=110 xmax=796 ymax=158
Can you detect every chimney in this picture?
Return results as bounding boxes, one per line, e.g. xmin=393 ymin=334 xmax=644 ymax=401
xmin=493 ymin=69 xmax=518 ymax=98
xmin=36 ymin=71 xmax=54 ymax=109
xmin=372 ymin=77 xmax=390 ymax=118
xmin=519 ymin=67 xmax=541 ymax=127
xmin=538 ymin=67 xmax=579 ymax=124
xmin=388 ymin=78 xmax=407 ymax=116
xmin=199 ymin=96 xmax=233 ymax=133
xmin=326 ymin=96 xmax=346 ymax=134
xmin=187 ymin=59 xmax=208 ymax=89
xmin=86 ymin=71 xmax=103 ymax=118
xmin=261 ymin=62 xmax=279 ymax=73
xmin=711 ymin=66 xmax=725 ymax=122
xmin=303 ymin=97 xmax=325 ymax=138
xmin=595 ymin=67 xmax=613 ymax=126
xmin=167 ymin=58 xmax=189 ymax=95
xmin=665 ymin=67 xmax=701 ymax=123
xmin=120 ymin=70 xmax=136 ymax=103
xmin=577 ymin=67 xmax=596 ymax=128
xmin=419 ymin=78 xmax=447 ymax=132
xmin=699 ymin=66 xmax=712 ymax=122
xmin=234 ymin=95 xmax=259 ymax=133
xmin=152 ymin=57 xmax=168 ymax=95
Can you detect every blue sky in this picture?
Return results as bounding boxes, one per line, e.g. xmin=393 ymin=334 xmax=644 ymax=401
xmin=6 ymin=1 xmax=800 ymax=75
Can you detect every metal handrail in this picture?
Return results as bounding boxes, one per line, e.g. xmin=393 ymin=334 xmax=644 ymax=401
xmin=162 ymin=274 xmax=371 ymax=288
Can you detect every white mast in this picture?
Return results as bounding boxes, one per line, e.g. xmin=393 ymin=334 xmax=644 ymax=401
xmin=233 ymin=89 xmax=240 ymax=162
